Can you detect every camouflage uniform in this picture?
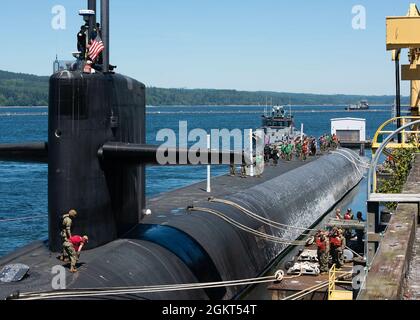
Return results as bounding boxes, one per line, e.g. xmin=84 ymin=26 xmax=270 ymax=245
xmin=295 ymin=142 xmax=302 ymax=159
xmin=338 ymin=230 xmax=346 ymax=265
xmin=316 ymin=235 xmax=330 ymax=273
xmin=330 ymin=232 xmax=344 ymax=268
xmin=61 ymin=214 xmax=77 ymax=270
xmin=238 ymin=165 xmax=244 ymax=177
xmin=229 ymin=164 xmax=236 ymax=176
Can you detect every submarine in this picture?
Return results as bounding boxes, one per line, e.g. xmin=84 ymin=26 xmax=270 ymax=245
xmin=0 ymin=0 xmax=363 ymax=300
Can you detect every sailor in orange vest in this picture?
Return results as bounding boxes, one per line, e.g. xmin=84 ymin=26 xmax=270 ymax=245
xmin=335 ymin=208 xmax=342 ymax=220
xmin=329 ymin=228 xmax=344 ymax=268
xmin=344 ymin=208 xmax=353 ymax=220
xmin=316 ymin=230 xmax=330 ymax=274
xmin=343 ymin=208 xmax=354 ymax=242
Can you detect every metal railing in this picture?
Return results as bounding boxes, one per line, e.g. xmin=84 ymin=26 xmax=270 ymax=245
xmin=365 ymin=119 xmax=420 ymax=269
xmin=368 ymin=119 xmax=420 ymax=194
xmin=328 ymin=264 xmax=353 ymax=300
xmin=371 ymin=116 xmax=420 ymax=156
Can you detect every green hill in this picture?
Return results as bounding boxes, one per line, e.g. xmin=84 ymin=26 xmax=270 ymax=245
xmin=0 ymin=70 xmax=49 ymax=106
xmin=146 ymin=87 xmax=408 ymax=106
xmin=0 ymin=69 xmax=408 ymax=106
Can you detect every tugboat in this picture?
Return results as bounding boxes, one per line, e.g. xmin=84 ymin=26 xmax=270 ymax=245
xmin=261 ymin=105 xmax=301 ymax=143
xmin=345 ymin=100 xmax=369 ymax=111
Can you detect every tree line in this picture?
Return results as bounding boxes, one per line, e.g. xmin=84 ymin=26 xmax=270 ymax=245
xmin=0 ymin=70 xmax=407 ymax=107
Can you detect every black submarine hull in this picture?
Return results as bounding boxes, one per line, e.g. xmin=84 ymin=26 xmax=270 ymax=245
xmin=71 ymin=152 xmax=362 ymax=300
xmin=0 ymin=151 xmax=362 ymax=300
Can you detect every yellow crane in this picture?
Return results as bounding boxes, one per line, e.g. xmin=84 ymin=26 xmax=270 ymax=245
xmin=371 ymin=3 xmax=420 ymax=157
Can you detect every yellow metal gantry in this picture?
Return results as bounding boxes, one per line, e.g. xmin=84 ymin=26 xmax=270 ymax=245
xmin=386 ymin=3 xmax=420 ymax=116
xmin=371 ymin=116 xmax=420 ymax=155
xmin=369 ymin=4 xmax=420 ymax=191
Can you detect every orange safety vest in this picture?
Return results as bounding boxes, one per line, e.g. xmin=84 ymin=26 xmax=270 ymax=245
xmin=330 ymin=236 xmax=342 ymax=247
xmin=316 ymin=238 xmax=327 ymax=251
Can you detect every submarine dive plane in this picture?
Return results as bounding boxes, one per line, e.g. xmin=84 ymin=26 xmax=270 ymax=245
xmin=0 ymin=0 xmax=363 ymax=300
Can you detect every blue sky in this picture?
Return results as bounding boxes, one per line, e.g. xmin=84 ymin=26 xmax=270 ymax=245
xmin=0 ymin=0 xmax=416 ymax=95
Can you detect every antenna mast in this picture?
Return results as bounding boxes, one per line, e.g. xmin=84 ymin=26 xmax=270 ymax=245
xmin=88 ymin=0 xmax=97 ymax=36
xmin=101 ymin=0 xmax=110 ymax=72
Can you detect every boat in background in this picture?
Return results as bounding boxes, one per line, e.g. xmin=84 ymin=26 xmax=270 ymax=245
xmin=261 ymin=105 xmax=302 ymax=144
xmin=345 ymin=100 xmax=369 ymax=111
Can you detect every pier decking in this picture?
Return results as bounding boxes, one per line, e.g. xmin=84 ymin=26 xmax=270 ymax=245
xmin=404 ymin=227 xmax=420 ymax=299
xmin=359 ymin=155 xmax=420 ymax=300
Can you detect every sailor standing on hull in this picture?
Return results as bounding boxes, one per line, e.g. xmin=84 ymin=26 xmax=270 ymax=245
xmin=330 ymin=227 xmax=344 ymax=269
xmin=59 ymin=209 xmax=79 ymax=273
xmin=316 ymin=230 xmax=330 ymax=274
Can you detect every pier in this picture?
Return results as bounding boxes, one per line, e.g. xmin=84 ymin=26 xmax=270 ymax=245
xmin=359 ymin=155 xmax=420 ymax=300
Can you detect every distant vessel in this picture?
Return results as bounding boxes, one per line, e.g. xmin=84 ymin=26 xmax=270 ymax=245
xmin=261 ymin=105 xmax=301 ymax=143
xmin=346 ymin=100 xmax=369 ymax=111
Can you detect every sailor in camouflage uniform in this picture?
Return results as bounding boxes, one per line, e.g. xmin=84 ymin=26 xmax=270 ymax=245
xmin=316 ymin=231 xmax=330 ymax=274
xmin=59 ymin=209 xmax=78 ymax=273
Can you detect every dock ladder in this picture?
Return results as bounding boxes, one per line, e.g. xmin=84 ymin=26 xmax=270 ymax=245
xmin=328 ymin=265 xmax=353 ymax=300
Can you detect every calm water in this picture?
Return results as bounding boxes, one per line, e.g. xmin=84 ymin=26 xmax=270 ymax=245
xmin=0 ymin=105 xmax=395 ymax=257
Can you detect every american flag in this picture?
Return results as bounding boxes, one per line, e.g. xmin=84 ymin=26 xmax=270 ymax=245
xmin=88 ymin=36 xmax=105 ymax=62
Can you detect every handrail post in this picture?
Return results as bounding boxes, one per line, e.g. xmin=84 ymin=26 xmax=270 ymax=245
xmin=402 ymin=118 xmax=406 ymax=146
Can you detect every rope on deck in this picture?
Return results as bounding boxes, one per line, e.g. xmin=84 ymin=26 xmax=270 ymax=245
xmin=208 ymin=197 xmax=318 ymax=232
xmin=189 ymin=206 xmax=307 ymax=246
xmin=14 ymin=270 xmax=304 ymax=300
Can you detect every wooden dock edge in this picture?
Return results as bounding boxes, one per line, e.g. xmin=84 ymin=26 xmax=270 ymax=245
xmin=358 ymin=155 xmax=420 ymax=300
